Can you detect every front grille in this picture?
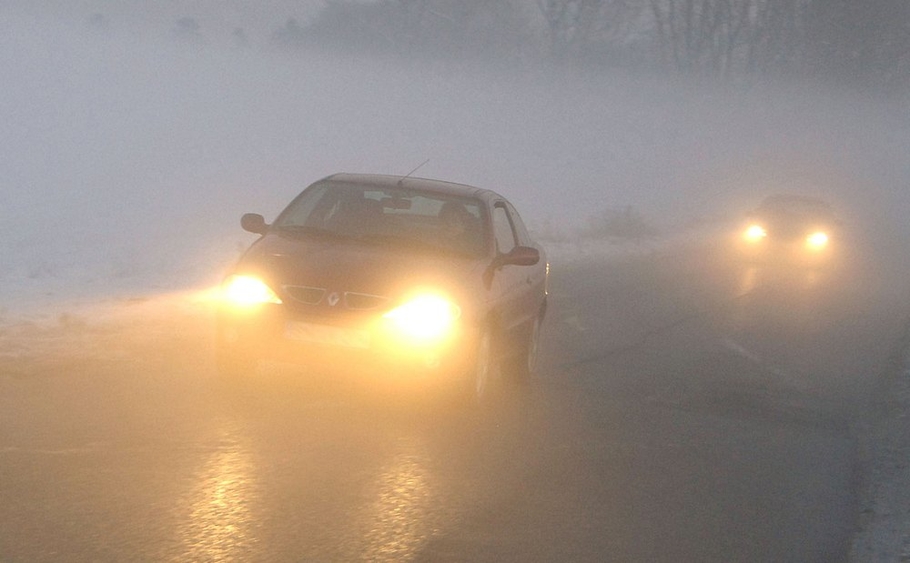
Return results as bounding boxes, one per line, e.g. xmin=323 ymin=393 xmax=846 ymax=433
xmin=284 ymin=285 xmax=326 ymax=305
xmin=344 ymin=292 xmax=389 ymax=311
xmin=283 ymin=286 xmax=389 ymax=311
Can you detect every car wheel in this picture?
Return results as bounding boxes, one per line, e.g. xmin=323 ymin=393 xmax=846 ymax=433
xmin=463 ymin=327 xmax=496 ymax=404
xmin=505 ymin=314 xmax=541 ymax=386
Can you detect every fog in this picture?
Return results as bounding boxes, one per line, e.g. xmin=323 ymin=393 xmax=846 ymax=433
xmin=5 ymin=8 xmax=910 ymax=561
xmin=2 ymin=6 xmax=910 ymax=318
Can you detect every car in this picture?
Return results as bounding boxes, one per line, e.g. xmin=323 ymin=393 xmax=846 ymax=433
xmin=215 ymin=173 xmax=549 ymax=402
xmin=738 ymin=194 xmax=840 ymax=266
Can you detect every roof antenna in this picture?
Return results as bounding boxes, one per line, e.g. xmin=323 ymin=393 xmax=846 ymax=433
xmin=398 ymin=159 xmax=429 ymax=186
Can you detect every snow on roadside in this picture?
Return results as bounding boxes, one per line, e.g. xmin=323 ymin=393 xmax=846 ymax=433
xmin=0 ymin=221 xmax=710 ymax=328
xmin=849 ymin=334 xmax=910 ymax=562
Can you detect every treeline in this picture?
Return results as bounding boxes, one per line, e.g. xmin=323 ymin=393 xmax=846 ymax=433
xmin=298 ymin=0 xmax=910 ymax=91
xmin=90 ymin=1 xmax=910 ymax=92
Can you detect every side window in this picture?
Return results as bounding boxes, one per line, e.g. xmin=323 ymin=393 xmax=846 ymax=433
xmin=506 ymin=202 xmax=532 ymax=246
xmin=276 ymin=183 xmax=331 ymax=227
xmin=492 ymin=203 xmax=517 ymax=254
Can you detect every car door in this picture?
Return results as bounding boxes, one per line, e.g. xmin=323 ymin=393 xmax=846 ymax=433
xmin=489 ymin=201 xmax=543 ymax=340
xmin=503 ymin=201 xmax=547 ymax=319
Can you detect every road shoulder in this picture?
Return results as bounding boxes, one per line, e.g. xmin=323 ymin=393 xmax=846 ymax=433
xmin=850 ymin=320 xmax=910 ymax=562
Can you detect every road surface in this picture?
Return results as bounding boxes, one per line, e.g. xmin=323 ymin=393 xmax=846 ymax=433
xmin=1 ymin=237 xmax=907 ymax=562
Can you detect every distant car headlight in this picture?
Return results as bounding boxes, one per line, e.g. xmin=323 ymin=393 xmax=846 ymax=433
xmin=222 ymin=275 xmax=282 ymax=306
xmin=383 ymin=294 xmax=461 ymax=342
xmin=743 ymin=224 xmax=767 ymax=243
xmin=806 ymin=231 xmax=829 ymax=250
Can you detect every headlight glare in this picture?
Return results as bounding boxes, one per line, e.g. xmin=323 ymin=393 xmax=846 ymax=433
xmin=383 ymin=294 xmax=461 ymax=342
xmin=222 ymin=275 xmax=282 ymax=306
xmin=744 ymin=224 xmax=767 ymax=242
xmin=806 ymin=231 xmax=829 ymax=250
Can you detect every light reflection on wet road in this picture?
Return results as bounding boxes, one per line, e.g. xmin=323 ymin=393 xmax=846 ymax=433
xmin=357 ymin=437 xmax=436 ymax=562
xmin=178 ymin=424 xmax=257 ymax=562
xmin=1 ymin=238 xmax=908 ymax=562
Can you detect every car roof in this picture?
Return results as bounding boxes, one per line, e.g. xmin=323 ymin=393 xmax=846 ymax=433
xmin=319 ymin=173 xmax=500 ymax=200
xmin=759 ymin=194 xmax=831 ymax=208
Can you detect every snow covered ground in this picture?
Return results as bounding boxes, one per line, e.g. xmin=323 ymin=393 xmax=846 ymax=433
xmin=2 ymin=7 xmax=910 ymax=559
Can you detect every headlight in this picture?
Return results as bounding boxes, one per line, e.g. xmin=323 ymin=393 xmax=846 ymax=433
xmin=222 ymin=275 xmax=282 ymax=306
xmin=382 ymin=294 xmax=461 ymax=342
xmin=806 ymin=231 xmax=829 ymax=250
xmin=743 ymin=224 xmax=767 ymax=242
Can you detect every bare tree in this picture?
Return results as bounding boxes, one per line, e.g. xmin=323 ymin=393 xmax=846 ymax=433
xmin=272 ymin=17 xmax=307 ymax=50
xmin=172 ymin=16 xmax=204 ymax=44
xmin=649 ymin=0 xmax=758 ymax=77
xmin=803 ymin=0 xmax=910 ymax=90
xmin=281 ymin=0 xmax=910 ymax=88
xmin=537 ymin=0 xmax=645 ymax=62
xmin=300 ymin=0 xmax=530 ymax=60
xmin=742 ymin=0 xmax=812 ymax=78
xmin=648 ymin=0 xmax=910 ymax=87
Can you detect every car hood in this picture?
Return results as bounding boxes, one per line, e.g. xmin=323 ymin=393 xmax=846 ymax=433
xmin=237 ymin=232 xmax=488 ymax=305
xmin=751 ymin=212 xmax=836 ymax=237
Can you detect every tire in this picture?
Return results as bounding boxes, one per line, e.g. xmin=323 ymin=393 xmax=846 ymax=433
xmin=462 ymin=326 xmax=496 ymax=405
xmin=505 ymin=314 xmax=541 ymax=386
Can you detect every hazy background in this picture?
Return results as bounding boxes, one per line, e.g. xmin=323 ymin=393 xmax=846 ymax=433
xmin=2 ymin=1 xmax=909 ymax=317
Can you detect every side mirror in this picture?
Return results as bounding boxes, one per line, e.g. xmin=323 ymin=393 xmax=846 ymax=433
xmin=484 ymin=246 xmax=540 ymax=287
xmin=500 ymin=245 xmax=540 ymax=267
xmin=241 ymin=213 xmax=268 ymax=234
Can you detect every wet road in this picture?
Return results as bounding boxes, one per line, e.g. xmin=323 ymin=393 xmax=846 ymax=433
xmin=1 ymin=238 xmax=907 ymax=562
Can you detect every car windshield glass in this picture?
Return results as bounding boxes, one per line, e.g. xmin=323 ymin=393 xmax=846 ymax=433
xmin=273 ymin=182 xmax=487 ymax=256
xmin=756 ymin=196 xmax=834 ymax=224
xmin=758 ymin=196 xmax=833 ymax=219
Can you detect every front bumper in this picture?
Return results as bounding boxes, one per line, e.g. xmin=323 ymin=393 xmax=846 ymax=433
xmin=737 ymin=237 xmax=836 ymax=267
xmin=216 ymin=304 xmax=477 ymax=379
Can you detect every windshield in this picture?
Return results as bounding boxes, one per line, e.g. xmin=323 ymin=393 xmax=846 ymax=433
xmin=757 ymin=196 xmax=834 ymax=218
xmin=273 ymin=182 xmax=488 ymax=257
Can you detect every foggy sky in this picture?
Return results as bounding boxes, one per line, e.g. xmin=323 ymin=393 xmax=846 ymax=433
xmin=2 ymin=1 xmax=324 ymax=41
xmin=2 ymin=3 xmax=909 ymax=313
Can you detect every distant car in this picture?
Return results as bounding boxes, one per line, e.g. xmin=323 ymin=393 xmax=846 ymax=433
xmin=738 ymin=194 xmax=840 ymax=265
xmin=216 ymin=173 xmax=549 ymax=402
